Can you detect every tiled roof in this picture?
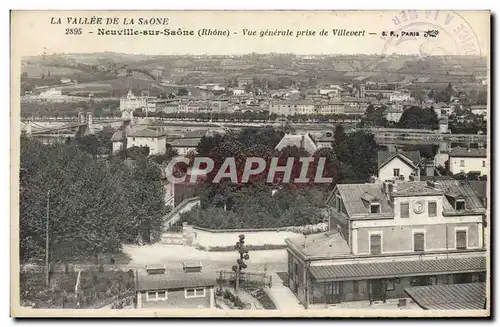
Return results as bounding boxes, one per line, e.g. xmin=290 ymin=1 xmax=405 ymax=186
xmin=377 ymin=150 xmax=421 ymax=169
xmin=449 ymin=147 xmax=487 ymax=158
xmin=405 ymin=283 xmax=486 ymax=310
xmin=128 ymin=128 xmax=167 ymax=138
xmin=169 ymin=137 xmax=201 ymax=148
xmin=275 ymin=133 xmax=318 ymax=155
xmin=392 ymin=182 xmax=444 ymax=197
xmin=286 ymin=231 xmax=350 ymax=257
xmin=434 ymin=180 xmax=486 ymax=214
xmin=136 ymin=269 xmax=217 ymax=291
xmin=309 ymin=256 xmax=486 ymax=281
xmin=334 ymin=184 xmax=394 ymax=218
xmin=469 ymin=180 xmax=487 ymax=200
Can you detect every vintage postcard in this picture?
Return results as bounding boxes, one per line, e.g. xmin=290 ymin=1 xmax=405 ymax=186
xmin=10 ymin=10 xmax=491 ymax=318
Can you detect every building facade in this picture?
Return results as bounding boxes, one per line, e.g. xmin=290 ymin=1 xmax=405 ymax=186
xmin=285 ymin=179 xmax=487 ymax=308
xmin=127 ymin=128 xmax=167 ymax=155
xmin=449 ymin=147 xmax=488 ymax=176
xmin=377 ymin=151 xmax=421 ymax=182
xmin=136 ymin=264 xmax=217 ymax=309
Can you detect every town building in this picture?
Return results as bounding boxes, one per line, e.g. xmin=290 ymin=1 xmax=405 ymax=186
xmin=316 ymin=102 xmax=344 ymax=115
xmin=268 ymin=101 xmax=316 ymax=116
xmin=135 ymin=263 xmax=217 ymax=309
xmin=389 ymin=91 xmax=412 ymax=102
xmin=127 ymin=127 xmax=168 ymax=155
xmin=470 ymin=105 xmax=487 ymax=118
xmin=275 ymin=133 xmax=318 ymax=155
xmin=449 ymin=147 xmax=488 ymax=176
xmin=120 ymin=90 xmax=148 ymax=112
xmin=285 ymin=179 xmax=487 ymax=308
xmin=110 ymin=130 xmax=125 ymax=154
xmin=377 ymin=150 xmax=422 ymax=182
xmin=384 ymin=105 xmax=404 ymax=123
xmin=169 ymin=128 xmax=226 ymax=155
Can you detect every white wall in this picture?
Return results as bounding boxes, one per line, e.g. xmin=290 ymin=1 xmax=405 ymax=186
xmin=127 ymin=136 xmax=166 ymax=155
xmin=378 ymin=157 xmax=417 ymax=182
xmin=450 ymin=156 xmax=488 ymax=176
xmin=112 ymin=141 xmax=123 ymax=154
xmin=190 ymin=228 xmax=300 ymax=248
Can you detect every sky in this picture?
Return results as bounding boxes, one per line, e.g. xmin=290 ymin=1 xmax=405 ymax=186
xmin=11 ymin=10 xmax=489 ymax=57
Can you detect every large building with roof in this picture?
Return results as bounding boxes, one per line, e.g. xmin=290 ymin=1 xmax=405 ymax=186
xmin=285 ymin=179 xmax=487 ymax=308
xmin=135 ymin=263 xmax=217 ymax=309
xmin=449 ymin=147 xmax=488 ymax=176
xmin=127 ymin=127 xmax=168 ymax=155
xmin=377 ymin=150 xmax=422 ymax=182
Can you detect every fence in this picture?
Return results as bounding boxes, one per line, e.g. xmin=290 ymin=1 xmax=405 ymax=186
xmin=216 ymin=270 xmax=272 ymax=289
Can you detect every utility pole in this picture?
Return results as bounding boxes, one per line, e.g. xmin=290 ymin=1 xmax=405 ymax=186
xmin=45 ymin=189 xmax=50 ymax=287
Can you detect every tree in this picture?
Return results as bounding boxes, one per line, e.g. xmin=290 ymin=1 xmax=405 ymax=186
xmin=19 ymin=139 xmax=167 ymax=264
xmin=149 ymin=145 xmax=178 ymax=165
xmin=126 ymin=146 xmax=150 ymax=159
xmin=398 ymin=106 xmax=439 ymax=130
xmin=177 ymin=87 xmax=189 ymax=96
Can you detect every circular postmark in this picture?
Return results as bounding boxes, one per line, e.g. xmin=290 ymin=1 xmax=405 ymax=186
xmin=381 ymin=10 xmax=481 ymax=59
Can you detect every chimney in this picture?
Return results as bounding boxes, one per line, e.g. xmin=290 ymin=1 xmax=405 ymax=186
xmin=426 ymin=162 xmax=435 ymax=177
xmin=300 ymin=135 xmax=305 ymax=149
xmin=383 ymin=181 xmax=394 ymax=195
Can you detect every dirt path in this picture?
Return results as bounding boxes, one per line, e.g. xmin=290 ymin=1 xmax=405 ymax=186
xmin=122 ymin=244 xmax=288 ymax=273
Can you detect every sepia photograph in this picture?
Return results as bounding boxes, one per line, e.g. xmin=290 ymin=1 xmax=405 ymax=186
xmin=10 ymin=10 xmax=491 ymax=318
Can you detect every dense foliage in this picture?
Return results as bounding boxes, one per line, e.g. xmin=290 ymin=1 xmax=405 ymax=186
xmin=20 ymin=138 xmax=167 ymax=263
xmin=179 ymin=125 xmax=379 ymax=229
xmin=397 ymin=106 xmax=439 ymax=130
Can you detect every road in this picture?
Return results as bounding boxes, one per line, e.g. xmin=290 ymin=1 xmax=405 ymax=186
xmin=122 ymin=244 xmax=288 ymax=273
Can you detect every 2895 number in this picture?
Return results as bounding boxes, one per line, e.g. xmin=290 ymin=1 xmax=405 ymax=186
xmin=65 ymin=28 xmax=82 ymax=35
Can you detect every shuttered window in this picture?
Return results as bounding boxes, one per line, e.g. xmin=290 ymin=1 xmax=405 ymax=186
xmin=413 ymin=233 xmax=425 ymax=252
xmin=428 ymin=201 xmax=437 ymax=217
xmin=370 ymin=234 xmax=381 ymax=254
xmin=456 ymin=230 xmax=467 ymax=249
xmin=400 ymin=203 xmax=410 ymax=218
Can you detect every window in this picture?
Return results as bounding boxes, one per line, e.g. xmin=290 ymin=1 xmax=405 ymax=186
xmin=456 ymin=230 xmax=467 ymax=250
xmin=455 ymin=199 xmax=466 ymax=211
xmin=460 ymin=160 xmax=465 ymax=167
xmin=370 ymin=234 xmax=382 ymax=254
xmin=400 ymin=203 xmax=410 ymax=218
xmin=185 ymin=287 xmax=206 ymax=298
xmin=482 ymin=160 xmax=486 ymax=167
xmin=370 ymin=203 xmax=381 ymax=214
xmin=428 ymin=276 xmax=437 ymax=285
xmin=335 ymin=195 xmax=340 ymax=212
xmin=428 ymin=201 xmax=437 ymax=217
xmin=146 ymin=290 xmax=168 ymax=301
xmin=393 ymin=168 xmax=400 ymax=177
xmin=413 ymin=232 xmax=425 ymax=252
xmin=386 ymin=279 xmax=395 ymax=291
